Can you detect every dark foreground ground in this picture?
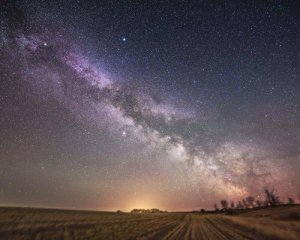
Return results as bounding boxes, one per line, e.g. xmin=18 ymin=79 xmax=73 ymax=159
xmin=0 ymin=205 xmax=299 ymax=240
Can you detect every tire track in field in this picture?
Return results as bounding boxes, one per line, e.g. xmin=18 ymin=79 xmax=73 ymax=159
xmin=148 ymin=214 xmax=260 ymax=240
xmin=205 ymin=217 xmax=253 ymax=240
xmin=209 ymin=217 xmax=259 ymax=239
xmin=167 ymin=215 xmax=190 ymax=239
xmin=132 ymin=214 xmax=185 ymax=240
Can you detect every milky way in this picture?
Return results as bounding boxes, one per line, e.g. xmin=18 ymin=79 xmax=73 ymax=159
xmin=0 ymin=1 xmax=299 ymax=211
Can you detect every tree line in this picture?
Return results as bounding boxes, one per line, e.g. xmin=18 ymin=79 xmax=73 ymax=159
xmin=204 ymin=188 xmax=298 ymax=213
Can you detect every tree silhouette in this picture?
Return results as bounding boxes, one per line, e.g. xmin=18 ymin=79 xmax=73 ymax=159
xmin=230 ymin=201 xmax=235 ymax=209
xmin=220 ymin=200 xmax=228 ymax=209
xmin=236 ymin=201 xmax=244 ymax=209
xmin=246 ymin=196 xmax=255 ymax=207
xmin=214 ymin=203 xmax=219 ymax=211
xmin=264 ymin=188 xmax=281 ymax=206
xmin=242 ymin=199 xmax=248 ymax=208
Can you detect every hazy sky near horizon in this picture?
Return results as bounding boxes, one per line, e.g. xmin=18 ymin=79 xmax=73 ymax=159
xmin=0 ymin=0 xmax=299 ymax=211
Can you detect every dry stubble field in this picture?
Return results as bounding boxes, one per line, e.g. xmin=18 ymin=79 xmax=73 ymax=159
xmin=0 ymin=205 xmax=300 ymax=240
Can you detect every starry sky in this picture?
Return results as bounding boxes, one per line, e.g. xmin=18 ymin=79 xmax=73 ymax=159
xmin=0 ymin=0 xmax=299 ymax=211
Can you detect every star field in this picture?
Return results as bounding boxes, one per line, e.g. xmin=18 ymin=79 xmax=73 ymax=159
xmin=0 ymin=0 xmax=299 ymax=211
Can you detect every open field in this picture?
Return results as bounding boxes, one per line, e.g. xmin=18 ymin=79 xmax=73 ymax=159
xmin=0 ymin=205 xmax=300 ymax=240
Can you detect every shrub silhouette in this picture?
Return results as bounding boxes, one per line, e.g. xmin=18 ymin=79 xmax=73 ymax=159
xmin=287 ymin=197 xmax=295 ymax=205
xmin=225 ymin=208 xmax=234 ymax=215
xmin=255 ymin=200 xmax=262 ymax=207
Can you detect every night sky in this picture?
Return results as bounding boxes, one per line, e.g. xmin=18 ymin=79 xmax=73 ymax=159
xmin=0 ymin=0 xmax=299 ymax=211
